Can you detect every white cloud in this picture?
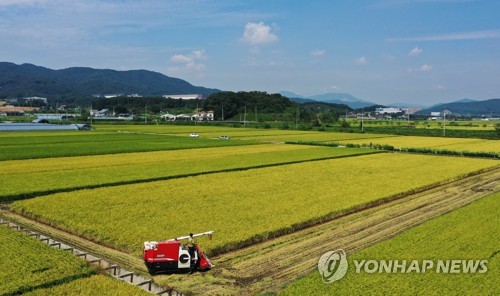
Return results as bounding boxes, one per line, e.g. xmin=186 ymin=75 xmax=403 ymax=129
xmin=331 ymin=85 xmax=340 ymax=91
xmin=355 ymin=56 xmax=368 ymax=65
xmin=168 ymin=50 xmax=207 ymax=78
xmin=241 ymin=21 xmax=278 ymax=45
xmin=408 ymin=46 xmax=422 ymax=56
xmin=170 ymin=54 xmax=193 ymax=64
xmin=191 ymin=50 xmax=207 ymax=60
xmin=310 ymin=49 xmax=326 ymax=57
xmin=420 ymin=64 xmax=433 ymax=71
xmin=387 ymin=29 xmax=500 ymax=42
xmin=408 ymin=64 xmax=433 ymax=72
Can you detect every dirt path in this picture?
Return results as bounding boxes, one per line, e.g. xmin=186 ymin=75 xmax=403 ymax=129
xmin=159 ymin=166 xmax=500 ymax=295
xmin=2 ymin=166 xmax=499 ymax=295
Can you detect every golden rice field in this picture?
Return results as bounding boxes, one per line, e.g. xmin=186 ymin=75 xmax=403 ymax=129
xmin=11 ymin=153 xmax=498 ymax=257
xmin=282 ymin=192 xmax=499 ymax=295
xmin=338 ymin=136 xmax=499 ymax=153
xmin=0 ymin=144 xmax=377 ymax=200
xmin=94 ymin=124 xmax=392 ymax=142
xmin=22 ymin=275 xmax=150 ymax=296
xmin=0 ymin=225 xmax=95 ymax=295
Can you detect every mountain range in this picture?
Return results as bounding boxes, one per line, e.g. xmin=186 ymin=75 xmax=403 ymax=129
xmin=0 ymin=62 xmax=219 ymax=103
xmin=0 ymin=62 xmax=498 ymax=115
xmin=281 ymin=91 xmax=499 ymax=115
xmin=416 ymin=99 xmax=499 ymax=116
xmin=279 ymin=91 xmax=376 ymax=108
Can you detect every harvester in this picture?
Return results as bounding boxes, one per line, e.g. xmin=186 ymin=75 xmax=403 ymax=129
xmin=143 ymin=231 xmax=214 ymax=274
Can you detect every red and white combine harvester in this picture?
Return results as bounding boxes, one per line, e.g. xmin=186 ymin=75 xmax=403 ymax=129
xmin=143 ymin=231 xmax=214 ymax=274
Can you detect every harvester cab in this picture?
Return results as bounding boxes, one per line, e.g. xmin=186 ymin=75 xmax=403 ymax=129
xmin=143 ymin=231 xmax=214 ymax=274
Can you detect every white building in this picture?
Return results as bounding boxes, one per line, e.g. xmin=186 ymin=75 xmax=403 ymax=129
xmin=160 ymin=113 xmax=177 ymax=121
xmin=375 ymin=107 xmax=404 ymax=114
xmin=104 ymin=94 xmax=123 ymax=99
xmin=163 ymin=94 xmax=204 ymax=100
xmin=193 ymin=110 xmax=214 ymax=121
xmin=160 ymin=110 xmax=214 ymax=121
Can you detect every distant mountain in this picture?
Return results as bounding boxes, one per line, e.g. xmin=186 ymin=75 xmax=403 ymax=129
xmin=0 ymin=62 xmax=219 ymax=104
xmin=288 ymin=97 xmax=317 ymax=104
xmin=279 ymin=91 xmax=315 ymax=104
xmin=280 ymin=91 xmax=376 ymax=108
xmin=454 ymin=98 xmax=478 ymax=103
xmin=279 ymin=91 xmax=304 ymax=99
xmin=308 ymin=93 xmax=376 ymax=108
xmin=388 ymin=102 xmax=427 ymax=109
xmin=302 ymin=101 xmax=352 ymax=113
xmin=417 ymin=98 xmax=500 ymax=116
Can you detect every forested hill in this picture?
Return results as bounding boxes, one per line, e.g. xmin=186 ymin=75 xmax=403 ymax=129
xmin=0 ymin=62 xmax=219 ymax=104
xmin=418 ymin=98 xmax=500 ymax=116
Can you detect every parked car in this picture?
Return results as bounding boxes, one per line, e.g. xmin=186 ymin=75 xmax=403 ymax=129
xmin=189 ymin=133 xmax=200 ymax=138
xmin=219 ymin=135 xmax=230 ymax=140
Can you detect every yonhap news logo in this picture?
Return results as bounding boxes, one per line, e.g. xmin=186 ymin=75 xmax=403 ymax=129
xmin=318 ymin=249 xmax=490 ymax=284
xmin=317 ymin=249 xmax=348 ymax=284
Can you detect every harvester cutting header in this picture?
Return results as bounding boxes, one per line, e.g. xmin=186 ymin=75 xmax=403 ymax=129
xmin=143 ymin=231 xmax=214 ymax=274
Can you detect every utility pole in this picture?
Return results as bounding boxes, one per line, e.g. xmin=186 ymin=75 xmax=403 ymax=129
xmin=244 ymin=105 xmax=247 ymax=126
xmin=90 ymin=104 xmax=93 ymax=126
xmin=221 ymin=104 xmax=224 ymax=121
xmin=361 ymin=107 xmax=364 ymax=132
xmin=255 ymin=105 xmax=257 ymax=122
xmin=443 ymin=109 xmax=446 ymax=136
xmin=407 ymin=109 xmax=410 ymax=127
xmin=296 ymin=105 xmax=299 ymax=129
xmin=145 ymin=105 xmax=147 ymax=124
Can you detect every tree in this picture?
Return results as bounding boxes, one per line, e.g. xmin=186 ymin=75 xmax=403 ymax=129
xmin=340 ymin=119 xmax=350 ymax=128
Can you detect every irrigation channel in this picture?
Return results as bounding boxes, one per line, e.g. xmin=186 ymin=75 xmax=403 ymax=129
xmin=1 ymin=165 xmax=499 ymax=295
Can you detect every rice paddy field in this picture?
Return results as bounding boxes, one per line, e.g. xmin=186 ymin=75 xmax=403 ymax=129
xmin=1 ymin=124 xmax=498 ymax=295
xmin=0 ymin=225 xmax=149 ymax=295
xmin=337 ymin=135 xmax=499 ymax=153
xmin=281 ymin=191 xmax=499 ymax=295
xmin=22 ymin=275 xmax=150 ymax=296
xmin=351 ymin=119 xmax=497 ymax=131
xmin=10 ymin=153 xmax=497 ymax=256
xmin=0 ymin=144 xmax=378 ymax=201
xmin=94 ymin=124 xmax=394 ymax=141
xmin=0 ymin=225 xmax=94 ymax=295
xmin=0 ymin=130 xmax=255 ymax=160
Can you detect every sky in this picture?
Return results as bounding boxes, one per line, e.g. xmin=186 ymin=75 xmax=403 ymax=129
xmin=1 ymin=0 xmax=499 ymax=105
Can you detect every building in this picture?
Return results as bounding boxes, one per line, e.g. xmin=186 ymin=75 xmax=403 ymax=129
xmin=163 ymin=94 xmax=204 ymax=100
xmin=160 ymin=110 xmax=214 ymax=121
xmin=0 ymin=106 xmax=40 ymax=116
xmin=375 ymin=107 xmax=404 ymax=115
xmin=193 ymin=110 xmax=214 ymax=121
xmin=36 ymin=113 xmax=79 ymax=120
xmin=104 ymin=94 xmax=124 ymax=99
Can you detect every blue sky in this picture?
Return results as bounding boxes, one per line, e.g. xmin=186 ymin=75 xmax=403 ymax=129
xmin=1 ymin=0 xmax=499 ymax=105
